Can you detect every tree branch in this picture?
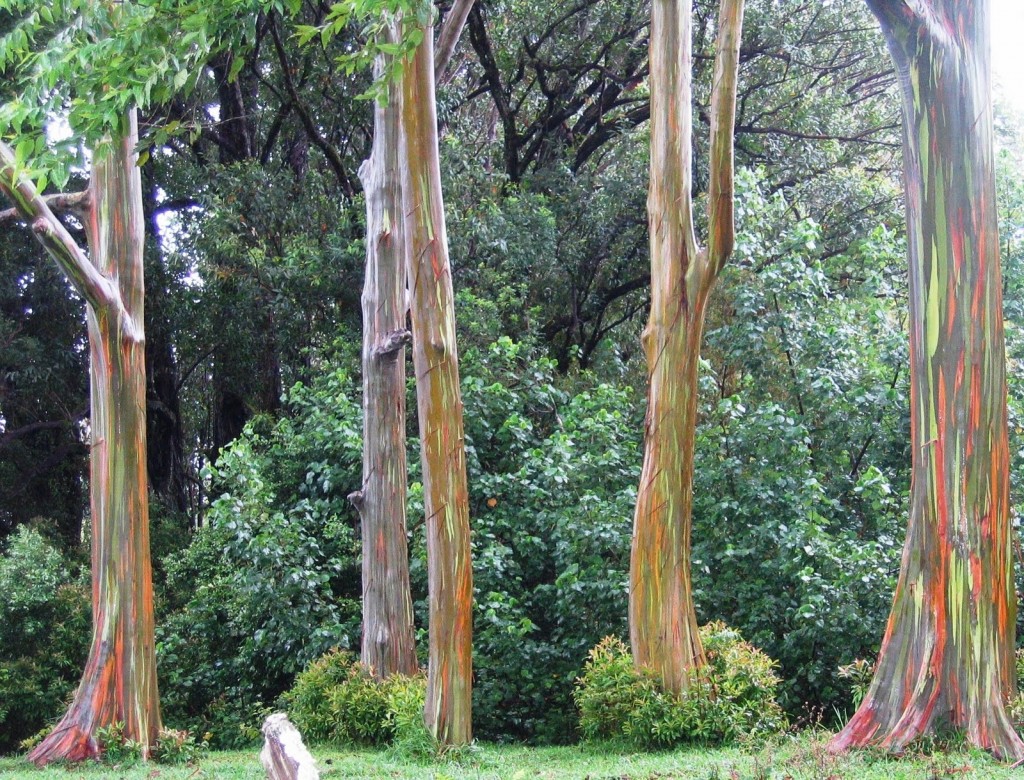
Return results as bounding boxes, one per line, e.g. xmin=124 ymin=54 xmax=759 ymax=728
xmin=0 ymin=190 xmax=89 ymax=225
xmin=735 ymin=122 xmax=901 ymax=147
xmin=0 ymin=414 xmax=84 ymax=450
xmin=704 ymin=0 xmax=745 ymax=278
xmin=0 ymin=142 xmax=118 ymax=312
xmin=268 ymin=14 xmax=353 ymax=195
xmin=435 ymin=0 xmax=476 ymax=84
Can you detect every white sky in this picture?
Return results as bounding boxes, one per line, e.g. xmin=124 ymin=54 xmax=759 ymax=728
xmin=992 ymin=0 xmax=1024 ymax=114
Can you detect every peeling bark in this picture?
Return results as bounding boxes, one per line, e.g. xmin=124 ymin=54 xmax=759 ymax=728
xmin=356 ymin=24 xmax=417 ymax=680
xmin=830 ymin=0 xmax=1023 ymax=760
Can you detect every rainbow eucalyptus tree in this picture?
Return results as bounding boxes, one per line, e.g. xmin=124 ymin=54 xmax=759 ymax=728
xmin=830 ymin=0 xmax=1023 ymax=759
xmin=351 ymin=0 xmax=474 ymax=685
xmin=0 ymin=112 xmax=160 ymax=764
xmin=628 ymin=0 xmax=744 ymax=696
xmin=351 ymin=23 xmax=418 ymax=680
xmin=400 ymin=2 xmax=475 ymax=746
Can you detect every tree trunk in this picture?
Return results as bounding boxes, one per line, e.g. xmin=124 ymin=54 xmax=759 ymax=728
xmin=401 ymin=15 xmax=474 ymax=747
xmin=0 ymin=112 xmax=162 ymax=765
xmin=353 ymin=29 xmax=417 ymax=680
xmin=629 ymin=0 xmax=744 ymax=696
xmin=831 ymin=0 xmax=1023 ymax=759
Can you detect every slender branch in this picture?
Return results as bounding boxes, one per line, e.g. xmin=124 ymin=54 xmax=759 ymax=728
xmin=176 ymin=344 xmax=220 ymax=392
xmin=268 ymin=14 xmax=353 ymax=194
xmin=151 ymin=197 xmax=201 ymax=217
xmin=0 ymin=190 xmax=90 ymax=224
xmin=434 ymin=0 xmax=476 ymax=84
xmin=849 ymin=365 xmax=902 ymax=480
xmin=735 ymin=122 xmax=901 ymax=147
xmin=0 ymin=412 xmax=85 ymax=450
xmin=0 ymin=142 xmax=118 ymax=312
xmin=704 ymin=0 xmax=745 ymax=277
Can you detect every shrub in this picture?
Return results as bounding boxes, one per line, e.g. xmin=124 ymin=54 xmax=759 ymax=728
xmin=573 ymin=637 xmax=657 ymax=741
xmin=282 ymin=648 xmax=427 ymax=748
xmin=156 ymin=370 xmax=363 ymax=747
xmin=0 ymin=526 xmax=89 ymax=754
xmin=836 ymin=657 xmax=875 ymax=709
xmin=94 ymin=721 xmax=145 ymax=766
xmin=152 ymin=728 xmax=209 ymax=765
xmin=574 ymin=623 xmax=787 ymax=748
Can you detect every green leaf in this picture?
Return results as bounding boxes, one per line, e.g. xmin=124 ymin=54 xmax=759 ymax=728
xmin=227 ymin=54 xmax=245 ymax=83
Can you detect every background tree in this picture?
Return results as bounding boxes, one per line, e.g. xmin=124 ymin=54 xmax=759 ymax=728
xmin=629 ymin=0 xmax=744 ymax=695
xmin=830 ymin=0 xmax=1024 ymax=759
xmin=351 ymin=17 xmax=418 ymax=679
xmin=350 ymin=0 xmax=474 ymax=683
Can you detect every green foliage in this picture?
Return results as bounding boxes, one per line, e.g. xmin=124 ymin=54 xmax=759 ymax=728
xmin=152 ymin=728 xmax=210 ymax=765
xmin=87 ymin=723 xmax=208 ymax=767
xmin=282 ymin=648 xmax=427 ymax=749
xmin=572 ymin=637 xmax=657 ymax=742
xmin=94 ymin=722 xmax=145 ymax=766
xmin=694 ymin=171 xmax=907 ymax=716
xmin=447 ymin=338 xmax=643 ymax=742
xmin=836 ymin=658 xmax=875 ymax=709
xmin=0 ymin=526 xmax=89 ymax=754
xmin=156 ymin=370 xmax=364 ymax=748
xmin=294 ymin=0 xmax=427 ymax=104
xmin=574 ymin=624 xmax=787 ymax=749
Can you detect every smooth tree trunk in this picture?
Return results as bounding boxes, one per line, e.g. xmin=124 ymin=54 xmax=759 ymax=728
xmin=351 ymin=28 xmax=418 ymax=680
xmin=629 ymin=0 xmax=744 ymax=696
xmin=830 ymin=0 xmax=1023 ymax=759
xmin=0 ymin=112 xmax=161 ymax=764
xmin=400 ymin=14 xmax=474 ymax=747
xmin=434 ymin=0 xmax=477 ymax=84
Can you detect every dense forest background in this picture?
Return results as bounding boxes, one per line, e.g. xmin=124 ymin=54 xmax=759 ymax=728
xmin=2 ymin=0 xmax=1024 ymax=752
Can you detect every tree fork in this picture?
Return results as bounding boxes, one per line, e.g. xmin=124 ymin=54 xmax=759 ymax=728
xmin=628 ymin=0 xmax=744 ymax=696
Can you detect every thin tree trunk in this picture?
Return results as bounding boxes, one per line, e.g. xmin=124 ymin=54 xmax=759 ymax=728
xmin=831 ymin=0 xmax=1023 ymax=759
xmin=1 ymin=112 xmax=161 ymax=765
xmin=434 ymin=0 xmax=476 ymax=84
xmin=401 ymin=15 xmax=474 ymax=747
xmin=352 ymin=25 xmax=417 ymax=680
xmin=629 ymin=0 xmax=744 ymax=696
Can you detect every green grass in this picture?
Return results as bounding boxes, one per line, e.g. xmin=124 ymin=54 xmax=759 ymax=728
xmin=0 ymin=735 xmax=1019 ymax=779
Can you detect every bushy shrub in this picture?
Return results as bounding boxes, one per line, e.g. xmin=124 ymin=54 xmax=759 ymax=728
xmin=573 ymin=637 xmax=657 ymax=741
xmin=152 ymin=728 xmax=209 ymax=765
xmin=574 ymin=624 xmax=787 ymax=748
xmin=0 ymin=526 xmax=89 ymax=753
xmin=437 ymin=338 xmax=643 ymax=742
xmin=836 ymin=657 xmax=874 ymax=709
xmin=156 ymin=370 xmax=364 ymax=747
xmin=94 ymin=721 xmax=145 ymax=766
xmin=282 ymin=648 xmax=427 ymax=748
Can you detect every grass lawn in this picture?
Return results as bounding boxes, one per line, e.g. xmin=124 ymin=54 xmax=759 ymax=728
xmin=0 ymin=734 xmax=1018 ymax=779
